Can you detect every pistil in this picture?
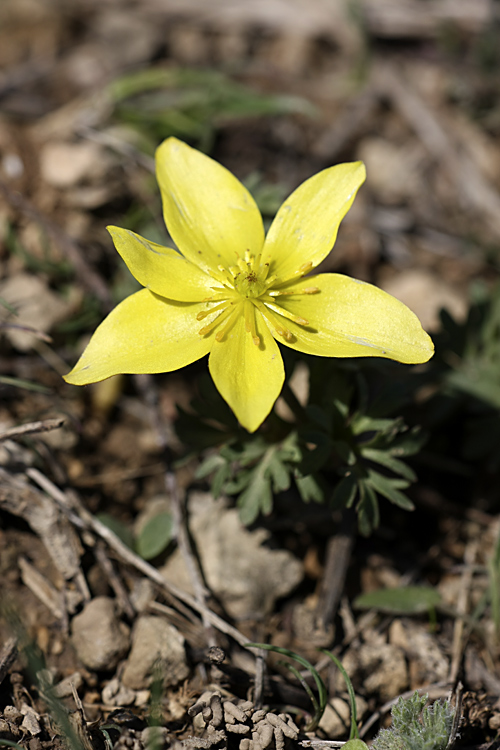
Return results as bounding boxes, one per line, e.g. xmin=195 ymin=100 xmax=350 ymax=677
xmin=197 ymin=252 xmax=320 ymax=345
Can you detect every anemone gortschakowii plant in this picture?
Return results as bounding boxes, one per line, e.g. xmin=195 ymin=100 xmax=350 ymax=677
xmin=64 ymin=137 xmax=433 ymax=432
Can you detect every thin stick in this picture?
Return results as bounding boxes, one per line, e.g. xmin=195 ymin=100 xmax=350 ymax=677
xmin=26 ymin=468 xmax=251 ymax=648
xmin=0 ymin=417 xmax=65 ymax=443
xmin=315 ymin=508 xmax=356 ymax=629
xmin=134 ymin=373 xmax=217 ymax=646
xmin=448 ymin=540 xmax=479 ymax=684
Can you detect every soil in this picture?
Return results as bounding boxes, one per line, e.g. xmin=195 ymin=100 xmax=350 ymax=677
xmin=1 ymin=1 xmax=500 ymax=749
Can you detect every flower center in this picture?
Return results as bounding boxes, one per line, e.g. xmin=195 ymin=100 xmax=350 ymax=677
xmin=234 ymin=269 xmax=266 ymax=298
xmin=196 ymin=249 xmax=319 ymax=346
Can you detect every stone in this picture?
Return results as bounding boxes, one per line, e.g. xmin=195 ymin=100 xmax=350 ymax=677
xmin=319 ymin=695 xmax=368 ymax=737
xmin=40 ymin=141 xmax=102 ymax=188
xmin=71 ymin=596 xmax=130 ymax=671
xmin=161 ymin=493 xmax=303 ymax=619
xmin=121 ymin=616 xmax=189 ymax=690
xmin=0 ymin=273 xmax=73 ymax=351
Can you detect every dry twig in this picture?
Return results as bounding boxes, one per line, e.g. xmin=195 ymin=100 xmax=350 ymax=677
xmin=0 ymin=417 xmax=65 ymax=443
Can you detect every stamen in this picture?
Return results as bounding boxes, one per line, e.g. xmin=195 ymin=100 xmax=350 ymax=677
xmin=196 ymin=301 xmax=228 ymax=321
xmin=215 ymin=306 xmax=240 ymax=342
xmin=237 ymin=257 xmax=248 ymax=274
xmin=217 ymin=266 xmax=237 ymax=289
xmin=262 ymin=274 xmax=277 ymax=290
xmin=208 ymin=289 xmax=240 ymax=302
xmin=255 ymin=301 xmax=294 ymax=342
xmin=263 ymin=300 xmax=309 ymax=326
xmin=198 ymin=304 xmax=234 ymax=336
xmin=268 ymin=286 xmax=319 ymax=297
xmin=244 ymin=300 xmax=260 ymax=346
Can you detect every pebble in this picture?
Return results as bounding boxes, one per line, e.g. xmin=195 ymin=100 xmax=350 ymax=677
xmin=121 ymin=616 xmax=189 ymax=690
xmin=71 ymin=596 xmax=130 ymax=671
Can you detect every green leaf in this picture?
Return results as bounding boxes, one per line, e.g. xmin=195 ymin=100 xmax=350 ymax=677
xmin=211 ymin=462 xmax=232 ymax=499
xmin=0 ymin=375 xmax=51 ymax=394
xmin=96 ymin=513 xmax=134 ymax=549
xmin=351 ymin=414 xmax=394 ymax=436
xmin=354 ymin=586 xmax=441 ymax=614
xmin=135 ymin=512 xmax=173 ymax=560
xmin=389 ymin=426 xmax=427 ymax=457
xmin=361 ymin=447 xmax=416 ymax=482
xmin=224 ymin=470 xmax=252 ymax=495
xmin=195 ymin=453 xmax=225 ymax=479
xmin=320 ymin=650 xmax=360 ymax=741
xmin=237 ymin=450 xmax=275 ymax=524
xmin=268 ymin=456 xmax=291 ymax=493
xmin=295 ymin=474 xmax=324 ymax=504
xmin=356 ymin=482 xmax=379 ymax=536
xmin=331 ymin=474 xmax=358 ymax=510
xmin=245 ymin=643 xmax=328 ymax=732
xmin=367 ymin=470 xmax=414 ymax=511
xmin=332 ymin=439 xmax=356 ymax=464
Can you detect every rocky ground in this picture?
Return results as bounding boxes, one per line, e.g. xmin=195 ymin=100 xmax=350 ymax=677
xmin=1 ymin=1 xmax=500 ymax=748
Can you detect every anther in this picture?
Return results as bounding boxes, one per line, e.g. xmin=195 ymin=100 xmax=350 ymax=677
xmin=255 ymin=301 xmax=295 ymax=343
xmin=198 ymin=304 xmax=234 ymax=336
xmin=196 ymin=301 xmax=229 ymax=321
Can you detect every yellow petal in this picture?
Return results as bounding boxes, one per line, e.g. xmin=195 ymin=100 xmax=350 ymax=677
xmin=108 ymin=226 xmax=214 ymax=302
xmin=273 ymin=274 xmax=434 ymax=363
xmin=156 ymin=138 xmax=265 ymax=277
xmin=64 ymin=289 xmax=211 ymax=385
xmin=262 ymin=162 xmax=366 ymax=280
xmin=208 ymin=308 xmax=284 ymax=432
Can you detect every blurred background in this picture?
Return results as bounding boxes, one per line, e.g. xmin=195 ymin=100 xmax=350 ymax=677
xmin=2 ymin=1 xmax=500 ymax=747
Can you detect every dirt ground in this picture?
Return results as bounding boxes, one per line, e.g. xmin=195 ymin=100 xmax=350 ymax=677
xmin=1 ymin=1 xmax=500 ymax=748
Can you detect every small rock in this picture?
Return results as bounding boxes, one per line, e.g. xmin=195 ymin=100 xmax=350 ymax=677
xmin=20 ymin=707 xmax=41 ymax=736
xmin=379 ymin=268 xmax=467 ymax=332
xmin=339 ymin=642 xmax=408 ymax=702
xmin=40 ymin=141 xmax=102 ymax=188
xmin=0 ymin=273 xmax=73 ymax=351
xmin=101 ymin=677 xmax=136 ymax=707
xmin=71 ymin=597 xmax=130 ymax=671
xmin=121 ymin=616 xmax=189 ymax=690
xmin=53 ymin=672 xmax=83 ymax=698
xmin=4 ymin=706 xmax=23 ymax=723
xmin=319 ymin=696 xmax=367 ymax=737
xmin=358 ymin=137 xmax=425 ymax=205
xmin=161 ymin=493 xmax=303 ymax=619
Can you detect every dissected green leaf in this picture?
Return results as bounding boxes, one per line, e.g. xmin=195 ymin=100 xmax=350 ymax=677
xmin=331 ymin=474 xmax=358 ymax=510
xmin=295 ymin=473 xmax=324 ymax=504
xmin=195 ymin=453 xmax=226 ymax=479
xmin=268 ymin=456 xmax=291 ymax=493
xmin=366 ymin=469 xmax=414 ymax=511
xmin=356 ymin=481 xmax=380 ymax=536
xmin=362 ymin=447 xmax=417 ymax=482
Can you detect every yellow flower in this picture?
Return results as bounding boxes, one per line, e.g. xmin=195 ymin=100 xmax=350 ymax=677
xmin=64 ymin=137 xmax=434 ymax=432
